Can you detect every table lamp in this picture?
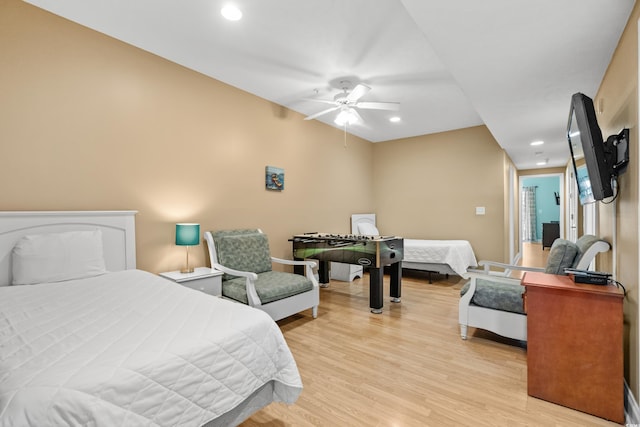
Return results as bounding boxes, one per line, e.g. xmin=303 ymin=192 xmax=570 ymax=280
xmin=175 ymin=223 xmax=200 ymax=273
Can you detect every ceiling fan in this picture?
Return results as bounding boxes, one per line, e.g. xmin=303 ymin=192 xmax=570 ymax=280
xmin=304 ymin=81 xmax=399 ymax=126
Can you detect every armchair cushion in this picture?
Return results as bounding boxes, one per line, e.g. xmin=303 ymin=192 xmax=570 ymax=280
xmin=223 ymin=271 xmax=314 ymax=305
xmin=215 ymin=233 xmax=273 ymax=280
xmin=460 ymin=278 xmax=525 ymax=314
xmin=544 ymin=239 xmax=579 ymax=274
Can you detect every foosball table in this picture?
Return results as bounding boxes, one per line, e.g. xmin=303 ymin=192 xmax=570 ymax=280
xmin=290 ymin=233 xmax=404 ymax=313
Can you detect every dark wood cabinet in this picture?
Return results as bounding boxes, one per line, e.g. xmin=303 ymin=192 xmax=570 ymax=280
xmin=542 ymin=222 xmax=560 ymax=249
xmin=521 ymin=272 xmax=624 ymax=424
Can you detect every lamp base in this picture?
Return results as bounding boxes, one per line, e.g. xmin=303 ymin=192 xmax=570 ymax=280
xmin=180 ymin=267 xmax=195 ymax=274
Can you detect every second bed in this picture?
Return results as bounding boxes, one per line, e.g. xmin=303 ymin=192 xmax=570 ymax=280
xmin=351 ymin=213 xmax=477 ymax=281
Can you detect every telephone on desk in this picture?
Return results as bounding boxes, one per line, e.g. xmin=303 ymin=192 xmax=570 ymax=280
xmin=564 ymin=268 xmax=612 ymax=285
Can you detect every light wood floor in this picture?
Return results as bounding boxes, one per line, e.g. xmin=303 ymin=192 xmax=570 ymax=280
xmin=241 ymin=248 xmax=616 ymax=427
xmin=521 ymin=241 xmax=550 ymax=269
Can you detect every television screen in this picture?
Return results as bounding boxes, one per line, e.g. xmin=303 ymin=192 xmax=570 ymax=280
xmin=567 ymin=93 xmax=613 ymax=204
xmin=575 ymin=165 xmax=595 ymax=204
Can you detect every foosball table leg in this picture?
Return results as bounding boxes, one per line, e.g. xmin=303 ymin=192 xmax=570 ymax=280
xmin=318 ymin=260 xmax=330 ymax=284
xmin=369 ymin=267 xmax=384 ymax=314
xmin=390 ymin=261 xmax=402 ymax=303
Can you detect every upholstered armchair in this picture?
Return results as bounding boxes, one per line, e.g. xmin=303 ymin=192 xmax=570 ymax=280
xmin=458 ymin=235 xmax=610 ymax=341
xmin=204 ymin=229 xmax=319 ymax=321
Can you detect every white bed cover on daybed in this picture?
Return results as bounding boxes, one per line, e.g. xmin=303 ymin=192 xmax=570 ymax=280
xmin=0 ymin=269 xmax=302 ymax=426
xmin=403 ymin=239 xmax=478 ymax=276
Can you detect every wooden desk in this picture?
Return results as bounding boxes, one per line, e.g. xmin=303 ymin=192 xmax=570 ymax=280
xmin=521 ymin=272 xmax=624 ymax=424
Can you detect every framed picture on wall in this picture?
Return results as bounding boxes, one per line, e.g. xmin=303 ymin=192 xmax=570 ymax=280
xmin=265 ymin=166 xmax=284 ymax=191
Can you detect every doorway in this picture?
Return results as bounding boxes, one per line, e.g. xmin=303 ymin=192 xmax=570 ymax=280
xmin=519 ymin=173 xmax=564 ymax=255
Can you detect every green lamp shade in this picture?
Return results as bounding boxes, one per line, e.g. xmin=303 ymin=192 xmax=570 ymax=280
xmin=175 ymin=223 xmax=200 ymax=246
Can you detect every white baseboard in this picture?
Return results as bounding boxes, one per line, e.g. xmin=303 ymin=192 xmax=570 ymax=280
xmin=625 ymin=380 xmax=640 ymax=424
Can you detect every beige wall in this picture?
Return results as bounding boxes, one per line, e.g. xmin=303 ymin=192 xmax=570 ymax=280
xmin=0 ymin=0 xmax=375 ymax=272
xmin=372 ymin=126 xmax=507 ymax=262
xmin=596 ymin=1 xmax=640 ymax=399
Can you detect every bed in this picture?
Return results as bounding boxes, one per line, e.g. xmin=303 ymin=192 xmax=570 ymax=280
xmin=0 ymin=211 xmax=302 ymax=427
xmin=351 ymin=214 xmax=477 ymax=282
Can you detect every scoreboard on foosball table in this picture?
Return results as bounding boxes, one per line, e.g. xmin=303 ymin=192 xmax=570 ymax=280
xmin=290 ymin=233 xmax=404 ymax=314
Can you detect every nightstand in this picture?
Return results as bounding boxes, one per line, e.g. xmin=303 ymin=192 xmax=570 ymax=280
xmin=159 ymin=267 xmax=223 ymax=296
xmin=542 ymin=222 xmax=560 ymax=250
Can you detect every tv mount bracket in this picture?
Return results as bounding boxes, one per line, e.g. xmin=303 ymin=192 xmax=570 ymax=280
xmin=604 ymin=128 xmax=629 ymax=177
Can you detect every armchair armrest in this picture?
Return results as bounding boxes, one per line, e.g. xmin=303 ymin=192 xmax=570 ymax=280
xmin=212 ymin=262 xmax=258 ymax=280
xmin=271 ymin=256 xmax=310 ymax=267
xmin=212 ymin=262 xmax=262 ymax=306
xmin=476 ymin=260 xmax=544 ymax=276
xmin=272 ymin=257 xmax=319 ymax=287
xmin=465 ymin=270 xmax=528 ymax=285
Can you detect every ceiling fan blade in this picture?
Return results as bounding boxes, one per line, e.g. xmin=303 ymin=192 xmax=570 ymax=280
xmin=355 ymin=101 xmax=400 ymax=111
xmin=303 ymin=98 xmax=338 ymax=106
xmin=304 ymin=105 xmax=340 ymax=120
xmin=346 ymin=83 xmax=371 ymax=103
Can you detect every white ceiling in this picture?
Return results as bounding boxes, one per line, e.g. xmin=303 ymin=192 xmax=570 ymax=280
xmin=25 ymin=0 xmax=635 ymax=170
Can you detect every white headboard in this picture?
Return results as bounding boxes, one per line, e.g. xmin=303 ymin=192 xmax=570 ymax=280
xmin=351 ymin=213 xmax=376 ymax=234
xmin=0 ymin=211 xmax=137 ymax=286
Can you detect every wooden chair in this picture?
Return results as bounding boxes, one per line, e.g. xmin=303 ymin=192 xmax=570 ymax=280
xmin=204 ymin=229 xmax=319 ymax=321
xmin=458 ymin=235 xmax=610 ymax=341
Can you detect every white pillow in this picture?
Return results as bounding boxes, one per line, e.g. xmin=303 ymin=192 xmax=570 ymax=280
xmin=358 ymin=222 xmax=380 ymax=236
xmin=12 ymin=230 xmax=107 ymax=285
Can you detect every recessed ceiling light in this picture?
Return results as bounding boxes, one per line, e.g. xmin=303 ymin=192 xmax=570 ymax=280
xmin=389 ymin=116 xmax=401 ymax=123
xmin=221 ymin=5 xmax=242 ymax=21
xmin=530 ymin=140 xmax=544 ymax=146
xmin=536 ymin=160 xmax=548 ymax=166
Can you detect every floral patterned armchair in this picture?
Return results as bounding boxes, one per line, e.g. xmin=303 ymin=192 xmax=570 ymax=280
xmin=204 ymin=229 xmax=319 ymax=321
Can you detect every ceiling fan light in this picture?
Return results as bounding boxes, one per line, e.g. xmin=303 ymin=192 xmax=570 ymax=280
xmin=334 ymin=109 xmax=358 ymax=126
xmin=221 ymin=5 xmax=242 ymax=21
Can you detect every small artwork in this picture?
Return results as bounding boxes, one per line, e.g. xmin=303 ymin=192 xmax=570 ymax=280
xmin=265 ymin=166 xmax=285 ymax=191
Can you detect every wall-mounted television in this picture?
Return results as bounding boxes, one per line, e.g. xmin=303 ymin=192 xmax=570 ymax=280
xmin=567 ymin=93 xmax=629 ymax=205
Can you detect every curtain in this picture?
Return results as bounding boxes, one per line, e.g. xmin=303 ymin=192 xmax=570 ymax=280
xmin=522 ymin=186 xmax=537 ymax=241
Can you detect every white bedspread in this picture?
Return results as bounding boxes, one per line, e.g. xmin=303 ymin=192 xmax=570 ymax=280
xmin=403 ymin=239 xmax=478 ymax=276
xmin=0 ymin=269 xmax=302 ymax=426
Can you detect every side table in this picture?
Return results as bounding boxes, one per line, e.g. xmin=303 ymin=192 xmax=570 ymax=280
xmin=159 ymin=267 xmax=223 ymax=296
